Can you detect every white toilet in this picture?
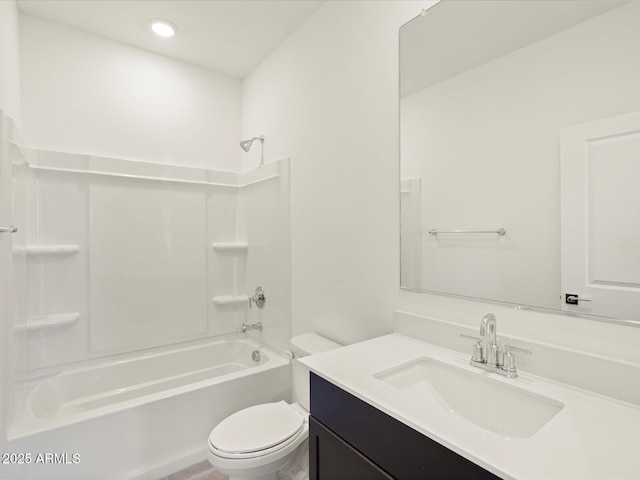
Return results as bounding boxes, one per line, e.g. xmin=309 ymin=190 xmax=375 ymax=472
xmin=207 ymin=334 xmax=341 ymax=480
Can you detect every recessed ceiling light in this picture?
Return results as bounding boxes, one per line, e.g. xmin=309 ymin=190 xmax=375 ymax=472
xmin=150 ymin=20 xmax=177 ymax=38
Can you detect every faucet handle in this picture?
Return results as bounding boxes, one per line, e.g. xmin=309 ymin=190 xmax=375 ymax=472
xmin=460 ymin=334 xmax=484 ymax=363
xmin=249 ymin=286 xmax=266 ymax=309
xmin=501 ymin=345 xmax=532 ymax=378
xmin=504 ymin=344 xmax=532 ymax=356
xmin=471 ymin=342 xmax=484 ymax=363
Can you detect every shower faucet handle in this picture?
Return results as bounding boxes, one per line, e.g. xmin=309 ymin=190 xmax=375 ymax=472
xmin=249 ymin=287 xmax=266 ymax=309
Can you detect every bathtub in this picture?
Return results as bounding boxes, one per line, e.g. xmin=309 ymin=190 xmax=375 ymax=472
xmin=4 ymin=335 xmax=291 ymax=479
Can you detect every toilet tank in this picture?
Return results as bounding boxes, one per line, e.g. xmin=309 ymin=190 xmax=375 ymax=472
xmin=290 ymin=333 xmax=341 ymax=411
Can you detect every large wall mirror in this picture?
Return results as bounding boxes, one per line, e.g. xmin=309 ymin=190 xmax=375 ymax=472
xmin=400 ymin=0 xmax=640 ymax=324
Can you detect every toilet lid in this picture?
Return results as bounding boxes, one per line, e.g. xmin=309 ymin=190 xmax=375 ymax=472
xmin=209 ymin=401 xmax=304 ymax=455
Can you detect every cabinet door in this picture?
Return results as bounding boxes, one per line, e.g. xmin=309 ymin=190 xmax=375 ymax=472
xmin=311 ymin=373 xmax=500 ymax=480
xmin=309 ymin=417 xmax=394 ymax=480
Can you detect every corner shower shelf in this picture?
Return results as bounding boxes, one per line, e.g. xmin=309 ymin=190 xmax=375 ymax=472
xmin=14 ymin=244 xmax=80 ymax=256
xmin=14 ymin=312 xmax=80 ymax=333
xmin=212 ymin=295 xmax=249 ymax=307
xmin=211 ymin=242 xmax=249 ymax=253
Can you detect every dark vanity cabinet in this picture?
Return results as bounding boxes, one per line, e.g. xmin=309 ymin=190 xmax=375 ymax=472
xmin=309 ymin=373 xmax=500 ymax=480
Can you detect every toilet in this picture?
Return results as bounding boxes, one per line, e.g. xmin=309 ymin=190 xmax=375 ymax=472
xmin=207 ymin=334 xmax=341 ymax=480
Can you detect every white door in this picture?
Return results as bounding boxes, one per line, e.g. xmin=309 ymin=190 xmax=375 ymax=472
xmin=561 ymin=111 xmax=640 ymax=321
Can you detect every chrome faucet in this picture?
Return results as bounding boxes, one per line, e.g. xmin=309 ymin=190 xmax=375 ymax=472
xmin=249 ymin=286 xmax=266 ymax=309
xmin=242 ymin=287 xmax=266 ymax=333
xmin=479 ymin=313 xmax=498 ymax=366
xmin=241 ymin=322 xmax=263 ymax=333
xmin=461 ymin=313 xmax=531 ymax=378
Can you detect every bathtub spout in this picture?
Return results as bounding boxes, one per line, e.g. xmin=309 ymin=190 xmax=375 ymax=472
xmin=241 ymin=322 xmax=263 ymax=333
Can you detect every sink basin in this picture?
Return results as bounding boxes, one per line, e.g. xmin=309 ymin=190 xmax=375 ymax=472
xmin=374 ymin=357 xmax=564 ymax=438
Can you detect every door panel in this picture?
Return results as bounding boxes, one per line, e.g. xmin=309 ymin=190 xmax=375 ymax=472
xmin=561 ymin=111 xmax=640 ymax=320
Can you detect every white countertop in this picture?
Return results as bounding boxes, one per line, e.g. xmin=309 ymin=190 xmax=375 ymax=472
xmin=301 ymin=333 xmax=640 ymax=480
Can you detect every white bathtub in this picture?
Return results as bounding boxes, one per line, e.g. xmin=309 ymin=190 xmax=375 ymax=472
xmin=4 ymin=335 xmax=291 ymax=479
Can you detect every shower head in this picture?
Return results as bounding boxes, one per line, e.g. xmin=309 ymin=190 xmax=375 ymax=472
xmin=239 ymin=135 xmax=266 ymax=169
xmin=239 ymin=135 xmax=264 ymax=152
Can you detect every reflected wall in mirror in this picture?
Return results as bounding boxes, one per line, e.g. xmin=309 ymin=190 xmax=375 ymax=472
xmin=400 ymin=1 xmax=640 ymax=323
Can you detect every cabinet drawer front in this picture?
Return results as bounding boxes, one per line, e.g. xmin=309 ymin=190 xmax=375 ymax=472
xmin=310 ymin=416 xmax=394 ymax=480
xmin=310 ymin=373 xmax=499 ymax=480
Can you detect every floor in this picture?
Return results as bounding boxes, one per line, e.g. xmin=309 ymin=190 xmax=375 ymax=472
xmin=161 ymin=461 xmax=228 ymax=480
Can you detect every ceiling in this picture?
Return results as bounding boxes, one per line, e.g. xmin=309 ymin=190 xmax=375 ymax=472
xmin=17 ymin=0 xmax=324 ymax=79
xmin=401 ymin=0 xmax=626 ymax=97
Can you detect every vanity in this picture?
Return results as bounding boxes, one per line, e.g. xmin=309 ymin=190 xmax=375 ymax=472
xmin=309 ymin=372 xmax=497 ymax=479
xmin=379 ymin=1 xmax=640 ymax=474
xmin=302 ymin=333 xmax=640 ymax=479
xmin=315 ymin=2 xmax=640 ymax=476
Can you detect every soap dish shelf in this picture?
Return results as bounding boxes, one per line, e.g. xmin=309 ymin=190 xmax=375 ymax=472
xmin=14 ymin=244 xmax=80 ymax=256
xmin=14 ymin=312 xmax=80 ymax=333
xmin=212 ymin=295 xmax=249 ymax=307
xmin=211 ymin=242 xmax=248 ymax=254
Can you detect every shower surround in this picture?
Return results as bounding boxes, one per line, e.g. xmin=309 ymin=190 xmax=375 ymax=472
xmin=0 ymin=113 xmax=292 ymax=478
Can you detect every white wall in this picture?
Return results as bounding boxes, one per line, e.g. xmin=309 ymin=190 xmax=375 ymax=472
xmin=15 ymin=0 xmax=640 ymax=365
xmin=20 ymin=15 xmax=242 ymax=171
xmin=242 ymin=1 xmax=430 ymax=345
xmin=238 ymin=160 xmax=292 ymax=352
xmin=12 ymin=14 xmax=294 ymax=371
xmin=243 ymin=0 xmax=640 ymax=357
xmin=0 ymin=0 xmax=21 ymax=126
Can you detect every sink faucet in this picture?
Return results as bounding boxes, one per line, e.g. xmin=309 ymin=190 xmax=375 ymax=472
xmin=479 ymin=313 xmax=498 ymax=366
xmin=461 ymin=313 xmax=531 ymax=378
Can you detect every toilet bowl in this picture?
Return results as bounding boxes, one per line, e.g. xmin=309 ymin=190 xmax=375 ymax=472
xmin=207 ymin=334 xmax=340 ymax=480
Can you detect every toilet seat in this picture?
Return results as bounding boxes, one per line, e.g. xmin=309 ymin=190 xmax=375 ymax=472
xmin=208 ymin=401 xmax=306 ymax=459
